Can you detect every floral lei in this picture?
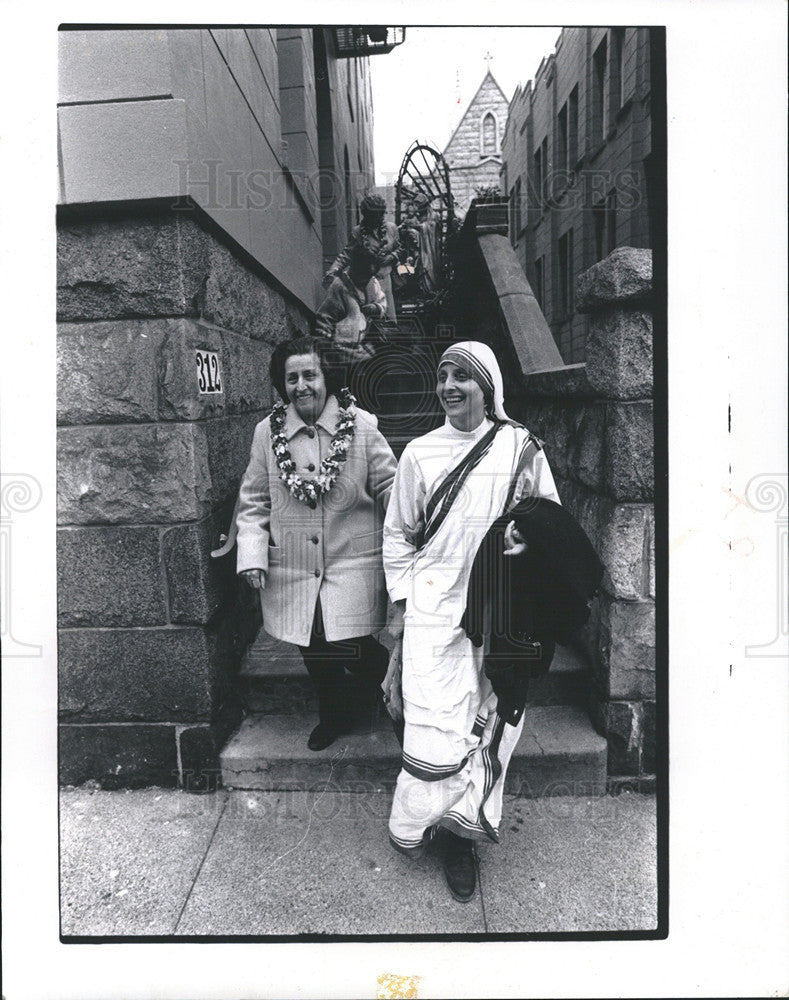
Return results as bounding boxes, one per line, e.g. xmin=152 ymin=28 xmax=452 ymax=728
xmin=270 ymin=388 xmax=356 ymax=508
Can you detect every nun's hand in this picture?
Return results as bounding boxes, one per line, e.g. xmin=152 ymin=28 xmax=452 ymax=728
xmin=241 ymin=569 xmax=266 ymax=590
xmin=387 ymin=600 xmax=405 ymax=640
xmin=381 ymin=637 xmax=404 ymax=723
xmin=503 ymin=521 xmax=528 ymax=557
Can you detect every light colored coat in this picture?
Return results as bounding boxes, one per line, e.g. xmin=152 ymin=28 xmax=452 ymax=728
xmin=236 ymin=394 xmax=397 ymax=646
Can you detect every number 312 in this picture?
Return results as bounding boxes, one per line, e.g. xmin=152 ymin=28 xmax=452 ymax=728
xmin=196 ymin=351 xmax=222 ymax=393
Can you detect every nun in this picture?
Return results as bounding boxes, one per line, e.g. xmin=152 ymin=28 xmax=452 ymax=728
xmin=381 ymin=341 xmax=560 ymax=902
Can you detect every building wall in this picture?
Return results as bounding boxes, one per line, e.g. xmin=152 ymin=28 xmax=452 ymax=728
xmin=444 ymin=72 xmax=510 ymax=216
xmin=315 ymin=31 xmax=376 ymax=271
xmin=58 ymin=28 xmax=375 ymax=313
xmin=56 ymin=27 xmax=378 ymax=788
xmin=500 ymin=27 xmax=653 ymax=364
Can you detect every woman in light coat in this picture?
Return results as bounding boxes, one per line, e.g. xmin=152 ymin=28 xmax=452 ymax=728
xmin=236 ymin=335 xmax=397 ymax=751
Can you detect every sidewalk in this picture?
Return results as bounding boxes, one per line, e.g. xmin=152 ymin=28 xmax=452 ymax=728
xmin=60 ymin=785 xmax=657 ymax=936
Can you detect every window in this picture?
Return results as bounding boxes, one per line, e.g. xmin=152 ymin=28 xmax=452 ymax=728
xmin=592 ymin=36 xmax=608 ymax=146
xmin=611 ymin=28 xmax=625 ymax=114
xmin=509 ymin=176 xmax=522 ymax=237
xmin=606 ymin=188 xmax=617 ymax=252
xmin=558 ymin=84 xmax=580 ymax=178
xmin=557 ymin=102 xmax=568 ymax=174
xmin=593 ymin=189 xmax=617 ymax=261
xmin=509 ymin=178 xmax=523 ymax=239
xmin=593 ymin=197 xmax=606 ymax=261
xmin=568 ymin=85 xmax=579 ymax=166
xmin=481 ymin=112 xmax=498 ymax=156
xmin=557 ymin=229 xmax=574 ymax=319
xmin=533 ymin=256 xmax=544 ymax=310
xmin=532 ymin=136 xmax=548 ymax=210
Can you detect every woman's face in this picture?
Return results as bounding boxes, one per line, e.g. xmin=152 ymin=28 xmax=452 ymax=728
xmin=436 ymin=361 xmax=487 ymax=432
xmin=284 ymin=353 xmax=327 ymax=424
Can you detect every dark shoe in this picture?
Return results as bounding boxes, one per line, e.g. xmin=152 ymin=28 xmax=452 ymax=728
xmin=307 ymin=723 xmax=343 ymax=751
xmin=440 ymin=830 xmax=477 ymax=902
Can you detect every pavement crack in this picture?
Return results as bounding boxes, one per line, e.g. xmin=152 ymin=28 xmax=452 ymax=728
xmin=475 ymin=844 xmax=489 ymax=932
xmin=533 ymin=733 xmax=547 ymax=755
xmin=255 ymin=746 xmax=348 ymax=879
xmin=172 ymin=793 xmax=228 ymax=934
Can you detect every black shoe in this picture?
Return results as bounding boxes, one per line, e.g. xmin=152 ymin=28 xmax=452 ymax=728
xmin=307 ymin=723 xmax=343 ymax=751
xmin=440 ymin=830 xmax=477 ymax=903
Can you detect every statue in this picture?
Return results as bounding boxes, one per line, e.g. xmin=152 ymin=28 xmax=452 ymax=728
xmin=397 ymin=192 xmax=439 ymax=296
xmin=324 ymin=193 xmax=400 ymax=321
xmin=315 ymin=244 xmax=387 ymax=361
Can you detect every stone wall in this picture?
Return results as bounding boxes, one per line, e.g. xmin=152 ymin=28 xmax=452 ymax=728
xmin=519 ymin=247 xmax=655 ymax=789
xmin=57 ymin=205 xmax=310 ymax=789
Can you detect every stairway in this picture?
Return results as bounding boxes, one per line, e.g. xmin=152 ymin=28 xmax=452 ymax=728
xmin=219 ymin=314 xmax=608 ymax=795
xmin=222 ymin=632 xmax=606 ymax=795
xmin=347 ymin=316 xmax=446 ymax=456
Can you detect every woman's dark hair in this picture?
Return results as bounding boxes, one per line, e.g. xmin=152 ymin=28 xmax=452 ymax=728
xmin=269 ymin=335 xmax=345 ymax=401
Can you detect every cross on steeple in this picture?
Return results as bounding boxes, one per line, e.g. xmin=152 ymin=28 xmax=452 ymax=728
xmin=484 ymin=51 xmax=493 ymax=69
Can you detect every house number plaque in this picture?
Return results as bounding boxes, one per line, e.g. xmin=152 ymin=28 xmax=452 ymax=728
xmin=196 ymin=350 xmax=223 ymax=394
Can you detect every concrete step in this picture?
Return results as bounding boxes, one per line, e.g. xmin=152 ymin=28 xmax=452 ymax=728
xmin=219 ymin=703 xmax=607 ymax=797
xmin=241 ymin=631 xmax=590 ymax=713
xmin=528 ymin=644 xmax=591 ymax=707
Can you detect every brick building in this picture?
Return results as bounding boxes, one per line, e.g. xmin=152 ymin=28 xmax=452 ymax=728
xmin=500 ymin=27 xmax=657 ymax=363
xmin=56 ymin=27 xmax=391 ymax=787
xmin=443 ymin=70 xmax=509 ymax=216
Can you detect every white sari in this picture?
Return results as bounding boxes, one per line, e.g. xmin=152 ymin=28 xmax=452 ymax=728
xmin=382 ymin=416 xmax=560 ymax=854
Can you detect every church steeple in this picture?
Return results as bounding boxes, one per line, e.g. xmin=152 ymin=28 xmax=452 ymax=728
xmin=442 ymin=63 xmax=509 ymax=214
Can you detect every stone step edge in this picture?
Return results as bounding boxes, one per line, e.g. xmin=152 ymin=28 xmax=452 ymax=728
xmin=220 ymin=705 xmax=607 ymax=796
xmin=221 ymin=704 xmax=606 ymax=766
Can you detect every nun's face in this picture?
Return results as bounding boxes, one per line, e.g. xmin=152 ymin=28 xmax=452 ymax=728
xmin=437 ymin=362 xmax=487 ymax=432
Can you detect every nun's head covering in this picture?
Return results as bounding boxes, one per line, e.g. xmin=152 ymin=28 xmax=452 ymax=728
xmin=437 ymin=341 xmax=513 ymax=423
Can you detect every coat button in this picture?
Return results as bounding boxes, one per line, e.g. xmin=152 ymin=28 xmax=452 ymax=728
xmin=311 ymin=535 xmax=319 ymax=545
xmin=307 ymin=463 xmax=315 ymax=471
xmin=314 ymin=568 xmax=320 ymax=577
xmin=305 ymin=428 xmax=315 ymax=439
